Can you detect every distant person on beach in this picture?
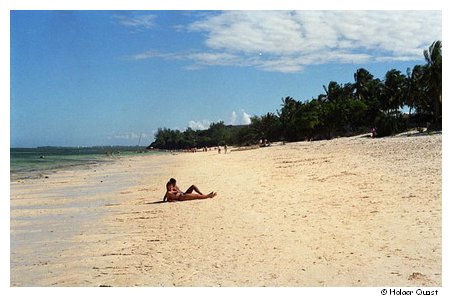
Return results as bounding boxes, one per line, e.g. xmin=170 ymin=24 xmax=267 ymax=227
xmin=224 ymin=145 xmax=228 ymax=154
xmin=163 ymin=178 xmax=217 ymax=202
xmin=371 ymin=127 xmax=377 ymax=138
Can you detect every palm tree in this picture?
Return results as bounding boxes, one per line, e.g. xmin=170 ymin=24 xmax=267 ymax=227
xmin=405 ymin=65 xmax=425 ymax=116
xmin=383 ymin=69 xmax=406 ymax=113
xmin=423 ymin=40 xmax=442 ymax=130
xmin=278 ymin=97 xmax=300 ymax=141
xmin=353 ymin=68 xmax=374 ymax=102
xmin=322 ymin=81 xmax=342 ymax=102
xmin=255 ymin=112 xmax=281 ymax=142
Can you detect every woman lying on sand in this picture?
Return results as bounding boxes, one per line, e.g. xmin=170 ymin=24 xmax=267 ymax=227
xmin=163 ymin=178 xmax=217 ymax=202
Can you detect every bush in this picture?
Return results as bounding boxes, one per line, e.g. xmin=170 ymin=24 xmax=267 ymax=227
xmin=374 ymin=112 xmax=408 ymax=137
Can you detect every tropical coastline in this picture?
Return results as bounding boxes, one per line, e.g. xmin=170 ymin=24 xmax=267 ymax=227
xmin=9 ymin=10 xmax=443 ymax=289
xmin=10 ymin=146 xmax=154 ymax=181
xmin=10 ymin=134 xmax=441 ymax=286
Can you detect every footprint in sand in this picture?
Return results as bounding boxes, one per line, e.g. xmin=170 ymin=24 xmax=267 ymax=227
xmin=408 ymin=272 xmax=432 ymax=285
xmin=138 ymin=188 xmax=153 ymax=192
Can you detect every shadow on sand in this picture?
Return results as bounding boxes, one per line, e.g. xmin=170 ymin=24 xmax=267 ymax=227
xmin=144 ymin=200 xmax=166 ymax=205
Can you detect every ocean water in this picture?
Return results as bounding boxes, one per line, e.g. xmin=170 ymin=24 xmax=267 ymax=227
xmin=10 ymin=146 xmax=150 ymax=180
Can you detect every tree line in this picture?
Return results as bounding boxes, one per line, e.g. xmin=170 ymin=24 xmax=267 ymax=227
xmin=149 ymin=41 xmax=442 ymax=150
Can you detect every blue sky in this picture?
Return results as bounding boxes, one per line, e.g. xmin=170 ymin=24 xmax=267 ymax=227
xmin=10 ymin=10 xmax=441 ymax=147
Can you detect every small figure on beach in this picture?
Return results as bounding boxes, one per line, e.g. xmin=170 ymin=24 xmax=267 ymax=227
xmin=163 ymin=178 xmax=217 ymax=202
xmin=371 ymin=127 xmax=377 ymax=138
xmin=224 ymin=145 xmax=228 ymax=154
xmin=259 ymin=138 xmax=269 ymax=147
xmin=218 ymin=147 xmax=221 ymax=154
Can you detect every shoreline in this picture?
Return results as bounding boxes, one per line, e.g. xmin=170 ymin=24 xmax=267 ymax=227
xmin=10 ymin=147 xmax=166 ymax=181
xmin=10 ymin=158 xmax=130 ymax=286
xmin=10 ymin=134 xmax=442 ymax=286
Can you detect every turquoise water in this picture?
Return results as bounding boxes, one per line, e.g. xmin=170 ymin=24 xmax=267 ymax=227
xmin=10 ymin=146 xmax=150 ymax=180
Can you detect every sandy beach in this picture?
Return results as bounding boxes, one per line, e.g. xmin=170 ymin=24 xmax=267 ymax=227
xmin=10 ymin=134 xmax=441 ymax=286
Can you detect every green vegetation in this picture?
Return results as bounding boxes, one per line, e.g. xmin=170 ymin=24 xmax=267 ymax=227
xmin=149 ymin=41 xmax=442 ymax=150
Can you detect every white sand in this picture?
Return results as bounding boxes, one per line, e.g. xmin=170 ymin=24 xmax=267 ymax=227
xmin=10 ymin=134 xmax=441 ymax=286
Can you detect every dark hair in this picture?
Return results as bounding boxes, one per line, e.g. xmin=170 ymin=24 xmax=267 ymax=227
xmin=169 ymin=178 xmax=176 ymax=185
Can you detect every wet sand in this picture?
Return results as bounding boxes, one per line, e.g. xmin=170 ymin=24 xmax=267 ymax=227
xmin=10 ymin=134 xmax=441 ymax=286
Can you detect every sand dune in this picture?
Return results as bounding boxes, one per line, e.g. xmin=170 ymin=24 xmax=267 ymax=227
xmin=10 ymin=134 xmax=441 ymax=286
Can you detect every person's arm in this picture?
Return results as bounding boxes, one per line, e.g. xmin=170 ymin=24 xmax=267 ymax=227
xmin=164 ymin=183 xmax=172 ymax=202
xmin=175 ymin=185 xmax=184 ymax=194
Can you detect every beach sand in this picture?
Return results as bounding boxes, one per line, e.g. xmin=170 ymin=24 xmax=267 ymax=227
xmin=10 ymin=134 xmax=442 ymax=286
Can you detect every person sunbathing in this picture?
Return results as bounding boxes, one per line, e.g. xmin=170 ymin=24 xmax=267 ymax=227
xmin=163 ymin=178 xmax=217 ymax=202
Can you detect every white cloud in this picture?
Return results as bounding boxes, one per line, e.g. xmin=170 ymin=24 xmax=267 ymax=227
xmin=130 ymin=11 xmax=441 ymax=73
xmin=229 ymin=111 xmax=237 ymax=125
xmin=241 ymin=110 xmax=251 ymax=125
xmin=188 ymin=110 xmax=251 ymax=130
xmin=229 ymin=109 xmax=251 ymax=125
xmin=114 ymin=14 xmax=156 ymax=30
xmin=110 ymin=132 xmax=149 ymax=140
xmin=190 ymin=11 xmax=441 ymax=58
xmin=187 ymin=52 xmax=241 ymax=66
xmin=128 ymin=50 xmax=185 ymax=61
xmin=188 ymin=120 xmax=211 ymax=130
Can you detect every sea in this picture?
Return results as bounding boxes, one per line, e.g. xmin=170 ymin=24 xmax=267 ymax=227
xmin=10 ymin=146 xmax=152 ymax=181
